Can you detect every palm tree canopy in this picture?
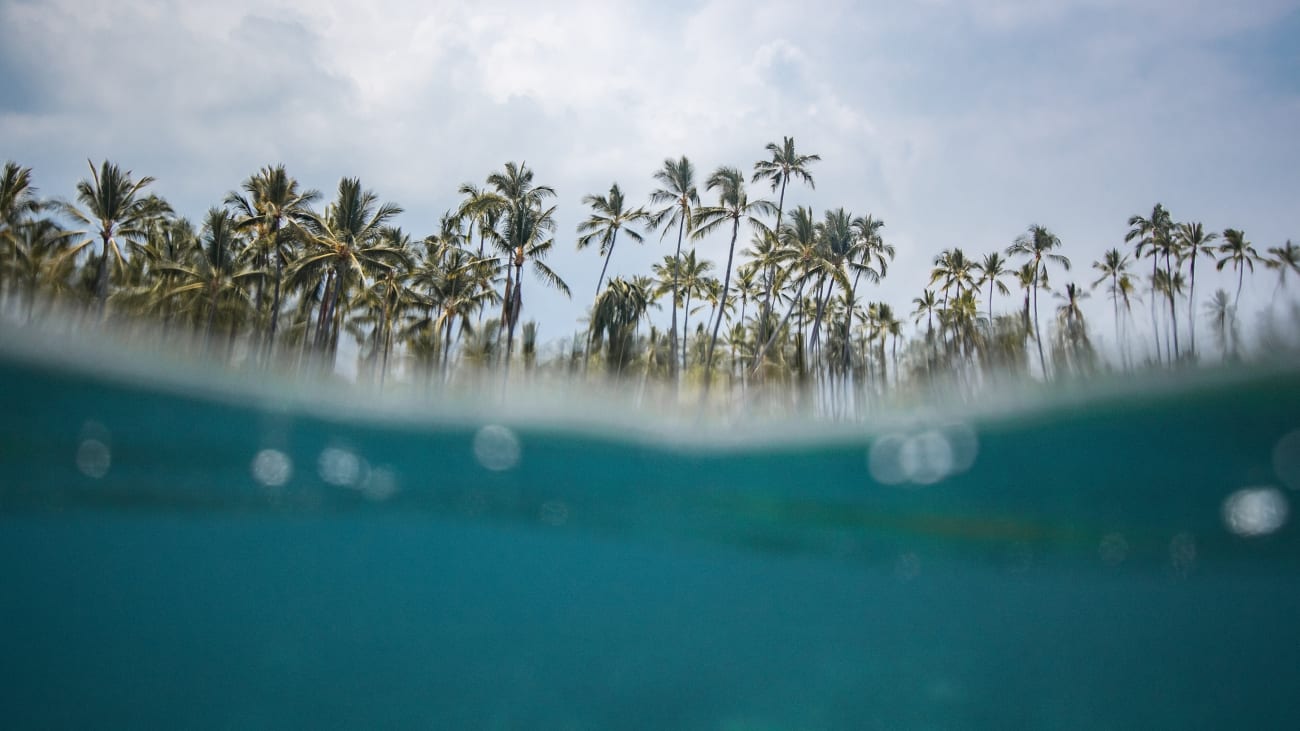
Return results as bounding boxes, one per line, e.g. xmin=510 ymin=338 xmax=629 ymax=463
xmin=576 ymin=182 xmax=648 ymax=254
xmin=647 ymin=156 xmax=700 ymax=237
xmin=751 ymin=136 xmax=821 ymax=192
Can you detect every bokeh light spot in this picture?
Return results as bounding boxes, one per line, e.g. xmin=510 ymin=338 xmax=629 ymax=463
xmin=1223 ymin=487 xmax=1289 ymax=537
xmin=251 ymin=449 xmax=293 ymax=487
xmin=474 ymin=425 xmax=521 ymax=472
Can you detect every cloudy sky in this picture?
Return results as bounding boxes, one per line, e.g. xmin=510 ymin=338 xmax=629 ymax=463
xmin=3 ymin=0 xmax=1298 ymax=357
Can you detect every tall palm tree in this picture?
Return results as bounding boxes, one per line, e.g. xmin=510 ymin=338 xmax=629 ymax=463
xmin=1216 ymin=228 xmax=1260 ymax=310
xmin=455 ymin=183 xmax=505 ymax=260
xmin=590 ymin=277 xmax=652 ymax=375
xmin=486 ymin=161 xmax=568 ymax=368
xmin=7 ymin=218 xmax=85 ymax=322
xmin=1174 ymin=222 xmax=1218 ymax=360
xmin=1091 ymin=248 xmax=1132 ymax=367
xmin=647 ymin=156 xmax=699 ymax=380
xmin=159 ymin=208 xmax=259 ymax=347
xmin=653 ymin=250 xmax=712 ymax=376
xmin=807 ymin=208 xmax=857 ymax=355
xmin=1264 ymin=240 xmax=1300 ymax=296
xmin=1007 ymin=225 xmax=1070 ymax=378
xmin=692 ymin=166 xmax=777 ymax=389
xmin=577 ymin=182 xmax=648 ymax=298
xmin=290 ymin=178 xmax=406 ymax=367
xmin=751 ymin=137 xmax=819 ymax=329
xmin=1 ymin=161 xmax=42 ymax=304
xmin=1053 ymin=282 xmax=1092 ymax=375
xmin=912 ymin=289 xmax=940 ymax=341
xmin=973 ymin=252 xmax=1012 ymax=324
xmin=748 ymin=206 xmax=823 ymax=375
xmin=226 ymin=165 xmax=320 ymax=361
xmin=1126 ymin=204 xmax=1173 ymax=364
xmin=64 ymin=160 xmax=167 ymax=312
xmin=1203 ymin=289 xmax=1239 ymax=360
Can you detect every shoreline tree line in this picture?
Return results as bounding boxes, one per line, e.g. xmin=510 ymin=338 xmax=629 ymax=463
xmin=1 ymin=143 xmax=1297 ymax=412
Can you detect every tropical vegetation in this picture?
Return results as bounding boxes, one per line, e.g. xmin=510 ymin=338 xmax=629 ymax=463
xmin=1 ymin=151 xmax=1296 ymax=416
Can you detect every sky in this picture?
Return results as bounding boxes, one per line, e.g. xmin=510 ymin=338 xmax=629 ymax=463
xmin=2 ymin=0 xmax=1298 ymax=361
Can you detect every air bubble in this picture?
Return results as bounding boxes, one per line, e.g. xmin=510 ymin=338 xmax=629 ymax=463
xmin=868 ymin=434 xmax=908 ymax=485
xmin=359 ymin=467 xmax=399 ymax=502
xmin=1223 ymin=487 xmax=1289 ymax=537
xmin=251 ymin=449 xmax=293 ymax=487
xmin=76 ymin=439 xmax=111 ymax=479
xmin=474 ymin=425 xmax=521 ymax=472
xmin=899 ymin=430 xmax=954 ymax=485
xmin=869 ymin=425 xmax=973 ymax=487
xmin=318 ymin=447 xmax=364 ymax=486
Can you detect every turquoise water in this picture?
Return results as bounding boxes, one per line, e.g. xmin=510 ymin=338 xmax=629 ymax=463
xmin=2 ymin=341 xmax=1299 ymax=729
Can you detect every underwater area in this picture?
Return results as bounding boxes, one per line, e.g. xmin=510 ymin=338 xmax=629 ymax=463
xmin=2 ymin=331 xmax=1299 ymax=730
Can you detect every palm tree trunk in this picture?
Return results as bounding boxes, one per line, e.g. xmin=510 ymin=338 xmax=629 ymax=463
xmin=1112 ymin=273 xmax=1122 ymax=370
xmin=682 ymin=289 xmax=692 ymax=376
xmin=1187 ymin=255 xmax=1197 ymax=359
xmin=669 ymin=217 xmax=685 ymax=382
xmin=1235 ymin=264 xmax=1244 ymax=310
xmin=594 ymin=230 xmax=618 ymax=299
xmin=750 ymin=276 xmax=807 ymax=376
xmin=807 ymin=273 xmax=831 ymax=358
xmin=1149 ymin=257 xmax=1162 ymax=365
xmin=703 ymin=217 xmax=740 ymax=392
xmin=1032 ymin=264 xmax=1047 ymax=379
xmin=204 ymin=285 xmax=219 ymax=351
xmin=1166 ymin=251 xmax=1179 ymax=360
xmin=265 ymin=252 xmax=285 ymax=365
xmin=504 ymin=263 xmax=523 ymax=371
xmin=95 ymin=231 xmax=112 ymax=314
xmin=760 ymin=179 xmax=788 ymax=339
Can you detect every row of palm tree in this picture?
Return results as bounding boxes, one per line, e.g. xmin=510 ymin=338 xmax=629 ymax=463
xmin=2 ymin=152 xmax=1296 ymax=412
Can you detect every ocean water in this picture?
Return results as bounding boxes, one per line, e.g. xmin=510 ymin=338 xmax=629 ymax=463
xmin=2 ymin=338 xmax=1299 ymax=730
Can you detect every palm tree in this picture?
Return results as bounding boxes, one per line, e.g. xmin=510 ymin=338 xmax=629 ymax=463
xmin=653 ymin=250 xmax=712 ymax=376
xmin=1091 ymin=248 xmax=1131 ymax=366
xmin=807 ymin=208 xmax=857 ymax=356
xmin=226 ymin=165 xmax=320 ymax=361
xmin=751 ymin=137 xmax=820 ymax=329
xmin=1053 ymin=282 xmax=1092 ymax=376
xmin=590 ymin=277 xmax=652 ymax=375
xmin=692 ymin=166 xmax=777 ymax=389
xmin=1264 ymin=240 xmax=1300 ymax=295
xmin=1126 ymin=204 xmax=1174 ymax=364
xmin=158 ymin=208 xmax=259 ymax=348
xmin=912 ymin=289 xmax=940 ymax=341
xmin=577 ymin=182 xmax=648 ymax=299
xmin=486 ymin=161 xmax=569 ymax=368
xmin=748 ymin=206 xmax=824 ymax=375
xmin=290 ymin=177 xmax=406 ymax=367
xmin=1007 ymin=225 xmax=1070 ymax=378
xmin=1203 ymin=289 xmax=1239 ymax=360
xmin=930 ymin=248 xmax=976 ymax=311
xmin=64 ymin=160 xmax=167 ymax=312
xmin=973 ymin=252 xmax=1012 ymax=324
xmin=456 ymin=183 xmax=505 ymax=260
xmin=1216 ymin=228 xmax=1260 ymax=310
xmin=1174 ymin=222 xmax=1218 ymax=360
xmin=647 ymin=156 xmax=699 ymax=380
xmin=7 ymin=218 xmax=85 ymax=321
xmin=1 ymin=161 xmax=43 ymax=304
